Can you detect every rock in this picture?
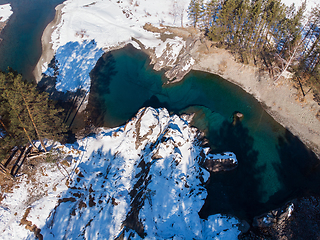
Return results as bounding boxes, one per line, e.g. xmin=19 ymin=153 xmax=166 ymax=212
xmin=236 ymin=112 xmax=244 ymax=119
xmin=202 ymin=151 xmax=238 ymax=172
xmin=238 ymin=220 xmax=251 ymax=234
xmin=232 ymin=111 xmax=244 ymax=125
xmin=252 ymin=203 xmax=294 ymax=228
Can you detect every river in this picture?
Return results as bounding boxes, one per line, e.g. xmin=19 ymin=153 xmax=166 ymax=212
xmin=0 ymin=0 xmax=64 ymax=80
xmin=1 ymin=0 xmax=320 ymax=223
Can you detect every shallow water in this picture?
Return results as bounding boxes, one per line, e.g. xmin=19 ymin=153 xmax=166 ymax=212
xmin=0 ymin=0 xmax=64 ymax=79
xmin=88 ymin=44 xmax=320 ymax=221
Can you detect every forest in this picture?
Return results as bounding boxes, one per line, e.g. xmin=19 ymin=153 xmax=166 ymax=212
xmin=188 ymin=0 xmax=320 ymax=97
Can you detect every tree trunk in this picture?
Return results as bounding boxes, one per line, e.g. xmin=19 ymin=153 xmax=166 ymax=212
xmin=0 ymin=118 xmax=13 ymax=138
xmin=21 ymin=95 xmax=47 ymax=152
xmin=274 ymin=44 xmax=300 ymax=83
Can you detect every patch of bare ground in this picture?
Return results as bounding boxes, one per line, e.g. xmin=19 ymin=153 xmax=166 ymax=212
xmin=20 ymin=207 xmax=43 ymax=240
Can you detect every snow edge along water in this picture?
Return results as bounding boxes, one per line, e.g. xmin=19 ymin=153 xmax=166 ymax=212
xmin=0 ymin=107 xmax=242 ymax=239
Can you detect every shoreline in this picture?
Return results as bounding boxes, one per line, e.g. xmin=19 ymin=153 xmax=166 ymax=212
xmin=33 ymin=3 xmax=64 ymax=83
xmin=34 ymin=6 xmax=320 ymax=158
xmin=190 ymin=41 xmax=320 ymax=157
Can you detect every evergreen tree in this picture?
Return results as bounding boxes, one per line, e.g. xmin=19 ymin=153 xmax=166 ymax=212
xmin=203 ymin=0 xmax=220 ymax=31
xmin=188 ymin=0 xmax=202 ymax=27
xmin=188 ymin=0 xmax=320 ymax=93
xmin=0 ymin=70 xmax=67 ymax=156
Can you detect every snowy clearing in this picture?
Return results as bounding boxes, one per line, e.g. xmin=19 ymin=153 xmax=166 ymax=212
xmin=43 ymin=0 xmax=191 ymax=92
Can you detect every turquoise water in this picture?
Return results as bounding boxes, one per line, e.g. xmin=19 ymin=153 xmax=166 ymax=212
xmin=88 ymin=44 xmax=320 ymax=221
xmin=1 ymin=0 xmax=320 ymax=222
xmin=0 ymin=0 xmax=64 ymax=79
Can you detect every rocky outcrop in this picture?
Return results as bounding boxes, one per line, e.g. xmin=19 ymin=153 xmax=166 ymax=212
xmin=201 ymin=151 xmax=238 ymax=173
xmin=241 ymin=196 xmax=320 ymax=239
xmin=149 ymin=31 xmax=199 ymax=83
xmin=37 ymin=107 xmax=241 ymax=239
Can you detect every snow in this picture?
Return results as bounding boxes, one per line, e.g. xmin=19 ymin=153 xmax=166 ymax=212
xmin=183 ymin=57 xmax=195 ymax=71
xmin=207 ymin=151 xmax=238 ymax=164
xmin=44 ymin=0 xmax=191 ymax=92
xmin=0 ymin=149 xmax=72 ymax=239
xmin=281 ymin=0 xmax=318 ymax=14
xmin=155 ymin=37 xmax=184 ymax=59
xmin=51 ymin=0 xmax=189 ymax=51
xmin=287 ymin=203 xmax=294 ymax=218
xmin=0 ymin=4 xmax=12 ymax=22
xmin=45 ymin=40 xmax=104 ymax=92
xmin=0 ymin=107 xmax=241 ymax=239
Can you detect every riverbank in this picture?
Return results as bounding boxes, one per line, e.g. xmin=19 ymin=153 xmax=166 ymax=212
xmin=34 ymin=1 xmax=320 ymax=158
xmin=187 ymin=34 xmax=320 ymax=157
xmin=33 ymin=3 xmax=64 ymax=83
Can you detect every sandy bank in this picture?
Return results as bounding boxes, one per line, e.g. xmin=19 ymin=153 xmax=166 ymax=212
xmin=189 ymin=37 xmax=320 ymax=157
xmin=33 ymin=3 xmax=64 ymax=83
xmin=0 ymin=21 xmax=6 ymax=36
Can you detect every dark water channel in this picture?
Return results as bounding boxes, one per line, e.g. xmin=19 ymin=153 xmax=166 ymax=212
xmin=0 ymin=0 xmax=64 ymax=79
xmin=88 ymin=44 xmax=320 ymax=222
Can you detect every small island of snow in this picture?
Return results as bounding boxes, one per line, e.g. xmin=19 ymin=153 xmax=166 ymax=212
xmin=0 ymin=4 xmax=13 ymax=23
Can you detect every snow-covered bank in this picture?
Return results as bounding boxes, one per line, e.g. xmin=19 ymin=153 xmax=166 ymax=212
xmin=0 ymin=107 xmax=241 ymax=239
xmin=37 ymin=0 xmax=193 ymax=92
xmin=0 ymin=4 xmax=13 ymax=36
xmin=50 ymin=0 xmax=188 ymax=51
xmin=44 ymin=40 xmax=104 ymax=92
xmin=0 ymin=4 xmax=12 ymax=23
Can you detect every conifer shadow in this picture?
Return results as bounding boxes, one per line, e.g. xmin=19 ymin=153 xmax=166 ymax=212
xmin=86 ymin=52 xmax=117 ymax=127
xmin=40 ymin=146 xmax=126 ymax=239
xmin=37 ymin=57 xmax=87 ymax=135
xmin=269 ymin=129 xmax=320 ymax=205
xmin=199 ymin=119 xmax=266 ymax=222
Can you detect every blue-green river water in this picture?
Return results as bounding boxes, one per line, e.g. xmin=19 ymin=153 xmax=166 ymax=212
xmin=0 ymin=0 xmax=64 ymax=79
xmin=88 ymin=45 xmax=320 ymax=221
xmin=1 ymin=0 xmax=320 ymax=222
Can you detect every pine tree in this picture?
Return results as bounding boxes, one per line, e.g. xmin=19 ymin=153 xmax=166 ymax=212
xmin=188 ymin=0 xmax=202 ymax=27
xmin=0 ymin=70 xmax=67 ymax=155
xmin=203 ymin=0 xmax=220 ymax=31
